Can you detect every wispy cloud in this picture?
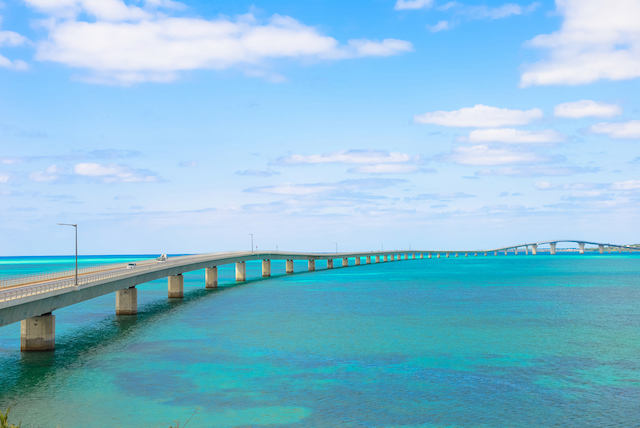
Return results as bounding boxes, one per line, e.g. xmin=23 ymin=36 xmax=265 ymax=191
xmin=554 ymin=100 xmax=622 ymax=119
xmin=74 ymin=163 xmax=159 ymax=183
xmin=423 ymin=2 xmax=540 ymax=32
xmin=591 ymin=121 xmax=640 ymax=139
xmin=405 ymin=192 xmax=475 ymax=202
xmin=236 ymin=168 xmax=280 ymax=177
xmin=274 ymin=150 xmax=416 ymax=165
xmin=461 ymin=128 xmax=565 ymax=144
xmin=415 ymin=104 xmax=542 ymax=127
xmin=395 ymin=0 xmax=434 ymax=10
xmin=477 ymin=166 xmax=598 ymax=177
xmin=439 ymin=145 xmax=551 ymax=166
xmin=611 ymin=180 xmax=640 ymax=190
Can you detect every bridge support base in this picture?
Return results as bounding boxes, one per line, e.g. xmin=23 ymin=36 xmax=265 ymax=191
xmin=342 ymin=257 xmax=349 ymax=267
xmin=327 ymin=259 xmax=334 ymax=269
xmin=308 ymin=259 xmax=315 ymax=271
xmin=383 ymin=255 xmax=388 ymax=262
xmin=355 ymin=257 xmax=361 ymax=266
xmin=116 ymin=287 xmax=137 ymax=315
xmin=599 ymin=245 xmax=604 ymax=254
xmin=375 ymin=256 xmax=380 ymax=263
xmin=236 ymin=262 xmax=246 ymax=281
xmin=550 ymin=243 xmax=557 ymax=255
xmin=579 ymin=242 xmax=585 ymax=254
xmin=262 ymin=260 xmax=271 ymax=277
xmin=206 ymin=267 xmax=218 ymax=288
xmin=286 ymin=260 xmax=294 ymax=274
xmin=21 ymin=313 xmax=55 ymax=352
xmin=366 ymin=256 xmax=371 ymax=264
xmin=532 ymin=244 xmax=537 ymax=255
xmin=168 ymin=274 xmax=184 ymax=298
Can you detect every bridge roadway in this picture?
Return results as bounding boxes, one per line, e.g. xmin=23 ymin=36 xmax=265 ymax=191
xmin=1 ymin=240 xmax=637 ymax=351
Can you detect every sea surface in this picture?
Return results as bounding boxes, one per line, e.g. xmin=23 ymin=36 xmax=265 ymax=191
xmin=1 ymin=253 xmax=640 ymax=427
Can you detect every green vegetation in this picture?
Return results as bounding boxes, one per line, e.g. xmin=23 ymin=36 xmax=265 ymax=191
xmin=0 ymin=408 xmax=20 ymax=428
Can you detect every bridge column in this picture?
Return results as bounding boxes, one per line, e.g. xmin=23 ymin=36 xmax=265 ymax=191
xmin=262 ymin=260 xmax=271 ymax=277
xmin=465 ymin=253 xmax=468 ymax=257
xmin=235 ymin=262 xmax=246 ymax=281
xmin=366 ymin=256 xmax=371 ymax=264
xmin=342 ymin=257 xmax=349 ymax=267
xmin=484 ymin=252 xmax=487 ymax=256
xmin=599 ymin=245 xmax=604 ymax=254
xmin=206 ymin=267 xmax=218 ymax=288
xmin=474 ymin=252 xmax=477 ymax=257
xmin=514 ymin=247 xmax=518 ymax=255
xmin=525 ymin=246 xmax=529 ymax=255
xmin=532 ymin=244 xmax=537 ymax=255
xmin=504 ymin=250 xmax=508 ymax=256
xmin=355 ymin=257 xmax=361 ymax=266
xmin=21 ymin=313 xmax=55 ymax=352
xmin=327 ymin=259 xmax=334 ymax=269
xmin=494 ymin=251 xmax=497 ymax=256
xmin=421 ymin=253 xmax=424 ymax=259
xmin=579 ymin=242 xmax=585 ymax=254
xmin=428 ymin=253 xmax=432 ymax=259
xmin=308 ymin=259 xmax=315 ymax=271
xmin=116 ymin=287 xmax=137 ymax=315
xmin=168 ymin=274 xmax=184 ymax=298
xmin=375 ymin=255 xmax=380 ymax=263
xmin=437 ymin=253 xmax=440 ymax=258
xmin=446 ymin=253 xmax=450 ymax=258
xmin=455 ymin=253 xmax=458 ymax=258
xmin=550 ymin=243 xmax=557 ymax=255
xmin=286 ymin=260 xmax=294 ymax=274
xmin=608 ymin=246 xmax=611 ymax=253
xmin=383 ymin=255 xmax=388 ymax=262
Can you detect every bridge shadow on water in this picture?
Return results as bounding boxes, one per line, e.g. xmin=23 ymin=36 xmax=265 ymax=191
xmin=0 ymin=273 xmax=287 ymax=401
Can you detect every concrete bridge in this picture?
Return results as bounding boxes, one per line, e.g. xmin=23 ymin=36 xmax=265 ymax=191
xmin=1 ymin=240 xmax=637 ymax=352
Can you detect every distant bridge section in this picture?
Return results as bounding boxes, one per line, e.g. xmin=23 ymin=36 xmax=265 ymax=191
xmin=1 ymin=241 xmax=637 ymax=351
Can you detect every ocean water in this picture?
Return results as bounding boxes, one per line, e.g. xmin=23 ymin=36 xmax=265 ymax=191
xmin=1 ymin=254 xmax=640 ymax=427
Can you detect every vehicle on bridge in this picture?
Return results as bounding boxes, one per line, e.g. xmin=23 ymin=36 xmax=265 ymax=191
xmin=156 ymin=254 xmax=167 ymax=263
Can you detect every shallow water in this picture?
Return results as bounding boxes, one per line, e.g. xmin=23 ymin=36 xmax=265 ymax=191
xmin=1 ymin=254 xmax=640 ymax=427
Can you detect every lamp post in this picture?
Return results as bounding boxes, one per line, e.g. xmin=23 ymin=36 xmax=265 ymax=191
xmin=57 ymin=223 xmax=78 ymax=286
xmin=248 ymin=234 xmax=254 ymax=254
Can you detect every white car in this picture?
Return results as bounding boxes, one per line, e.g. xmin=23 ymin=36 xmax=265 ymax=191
xmin=156 ymin=254 xmax=168 ymax=263
xmin=126 ymin=263 xmax=137 ymax=269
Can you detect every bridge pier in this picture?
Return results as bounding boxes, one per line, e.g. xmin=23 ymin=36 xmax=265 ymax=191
xmin=375 ymin=255 xmax=380 ymax=263
xmin=437 ymin=253 xmax=440 ymax=258
xmin=484 ymin=252 xmax=487 ymax=256
xmin=262 ymin=260 xmax=271 ymax=277
xmin=384 ymin=255 xmax=388 ymax=262
xmin=465 ymin=253 xmax=468 ymax=257
xmin=608 ymin=246 xmax=611 ymax=254
xmin=550 ymin=243 xmax=557 ymax=255
xmin=504 ymin=250 xmax=508 ymax=256
xmin=308 ymin=259 xmax=315 ymax=271
xmin=599 ymin=245 xmax=604 ymax=254
xmin=579 ymin=242 xmax=585 ymax=254
xmin=236 ymin=262 xmax=246 ymax=281
xmin=532 ymin=244 xmax=537 ymax=255
xmin=327 ymin=259 xmax=334 ymax=269
xmin=286 ymin=260 xmax=294 ymax=274
xmin=21 ymin=313 xmax=55 ymax=352
xmin=514 ymin=247 xmax=518 ymax=255
xmin=455 ymin=253 xmax=458 ymax=258
xmin=206 ymin=267 xmax=218 ymax=288
xmin=420 ymin=253 xmax=424 ymax=259
xmin=355 ymin=257 xmax=361 ymax=266
xmin=116 ymin=287 xmax=137 ymax=315
xmin=342 ymin=257 xmax=349 ymax=267
xmin=366 ymin=256 xmax=371 ymax=264
xmin=525 ymin=246 xmax=529 ymax=255
xmin=168 ymin=274 xmax=184 ymax=298
xmin=446 ymin=253 xmax=450 ymax=258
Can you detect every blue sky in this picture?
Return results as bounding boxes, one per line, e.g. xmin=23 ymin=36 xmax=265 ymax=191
xmin=1 ymin=0 xmax=640 ymax=256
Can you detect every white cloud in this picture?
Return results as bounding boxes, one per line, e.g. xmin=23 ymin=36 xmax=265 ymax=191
xmin=395 ymin=0 xmax=433 ymax=10
xmin=591 ymin=120 xmax=640 ymax=139
xmin=28 ymin=1 xmax=413 ymax=84
xmin=534 ymin=181 xmax=554 ymax=190
xmin=414 ymin=104 xmax=543 ymax=127
xmin=441 ymin=145 xmax=548 ymax=166
xmin=611 ymin=180 xmax=640 ymax=190
xmin=348 ymin=164 xmax=428 ymax=174
xmin=0 ymin=24 xmax=29 ymax=71
xmin=554 ymin=100 xmax=622 ymax=118
xmin=441 ymin=2 xmax=537 ymax=19
xmin=462 ymin=128 xmax=565 ymax=143
xmin=521 ymin=0 xmax=640 ymax=87
xmin=0 ymin=172 xmax=9 ymax=183
xmin=477 ymin=166 xmax=597 ymax=177
xmin=274 ymin=150 xmax=416 ymax=165
xmin=29 ymin=164 xmax=63 ymax=182
xmin=246 ymin=183 xmax=335 ymax=195
xmin=427 ymin=21 xmax=450 ymax=32
xmin=236 ymin=168 xmax=280 ymax=177
xmin=74 ymin=163 xmax=158 ymax=182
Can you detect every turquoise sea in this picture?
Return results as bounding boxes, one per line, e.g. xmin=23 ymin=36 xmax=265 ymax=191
xmin=1 ymin=254 xmax=640 ymax=427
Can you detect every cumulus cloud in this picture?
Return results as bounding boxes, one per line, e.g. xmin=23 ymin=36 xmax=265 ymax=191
xmin=0 ymin=23 xmax=29 ymax=71
xmin=521 ymin=0 xmax=640 ymax=87
xmin=27 ymin=0 xmax=412 ymax=84
xmin=611 ymin=180 xmax=640 ymax=190
xmin=440 ymin=145 xmax=549 ymax=166
xmin=591 ymin=120 xmax=640 ymax=139
xmin=414 ymin=104 xmax=543 ymax=127
xmin=29 ymin=164 xmax=63 ymax=182
xmin=554 ymin=100 xmax=623 ymax=118
xmin=462 ymin=128 xmax=565 ymax=144
xmin=74 ymin=163 xmax=159 ymax=182
xmin=395 ymin=0 xmax=434 ymax=10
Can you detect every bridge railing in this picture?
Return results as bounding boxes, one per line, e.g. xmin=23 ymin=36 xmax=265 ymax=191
xmin=0 ymin=261 xmax=151 ymax=289
xmin=0 ymin=266 xmax=132 ymax=303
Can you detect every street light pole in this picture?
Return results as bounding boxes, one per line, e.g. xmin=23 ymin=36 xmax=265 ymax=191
xmin=57 ymin=223 xmax=78 ymax=286
xmin=248 ymin=234 xmax=254 ymax=254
